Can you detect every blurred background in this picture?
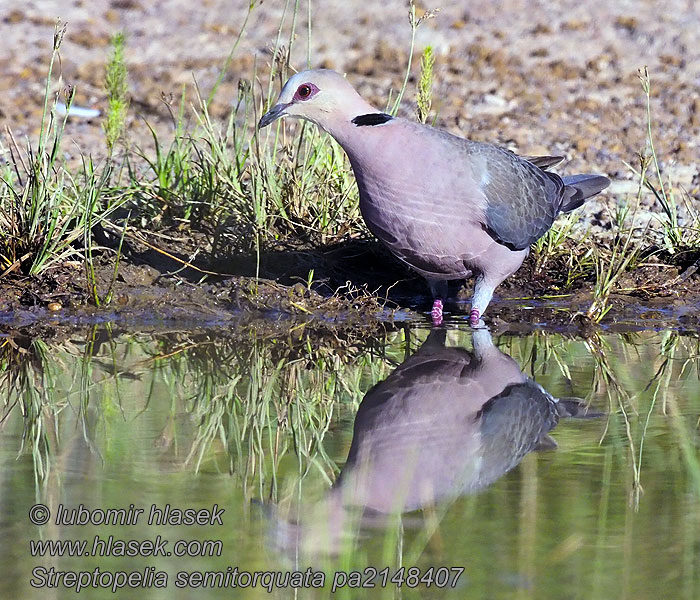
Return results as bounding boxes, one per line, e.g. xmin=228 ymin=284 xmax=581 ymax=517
xmin=1 ymin=0 xmax=698 ymax=186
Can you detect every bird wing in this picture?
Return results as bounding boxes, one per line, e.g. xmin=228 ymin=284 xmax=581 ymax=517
xmin=469 ymin=143 xmax=567 ymax=251
xmin=520 ymin=155 xmax=565 ymax=170
xmin=477 ymin=380 xmax=559 ymax=477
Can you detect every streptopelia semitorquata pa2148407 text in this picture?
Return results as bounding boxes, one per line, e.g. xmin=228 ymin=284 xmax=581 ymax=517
xmin=258 ymin=69 xmax=610 ymax=326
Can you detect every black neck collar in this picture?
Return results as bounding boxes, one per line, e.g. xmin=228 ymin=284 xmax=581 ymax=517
xmin=351 ymin=113 xmax=393 ymax=126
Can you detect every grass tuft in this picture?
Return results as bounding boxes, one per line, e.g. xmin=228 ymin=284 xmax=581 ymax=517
xmin=416 ymin=46 xmax=435 ymax=124
xmin=103 ymin=31 xmax=130 ymax=155
xmin=390 ymin=1 xmax=440 ymax=116
xmin=638 ymin=67 xmax=700 ymax=255
xmin=0 ymin=22 xmax=122 ymax=279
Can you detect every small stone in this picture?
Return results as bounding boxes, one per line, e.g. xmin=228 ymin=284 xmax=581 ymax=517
xmin=561 ymin=20 xmax=588 ymax=31
xmin=291 ymin=282 xmax=307 ymax=297
xmin=71 ymin=29 xmax=109 ymax=49
xmin=111 ymin=0 xmax=142 ymax=9
xmin=614 ymin=16 xmax=638 ymax=33
xmin=531 ymin=23 xmax=552 ymax=35
xmin=574 ymin=138 xmax=592 ymax=152
xmin=47 ymin=302 xmax=62 ymax=312
xmin=4 ymin=10 xmax=25 ymax=24
xmin=352 ymin=56 xmax=375 ymax=76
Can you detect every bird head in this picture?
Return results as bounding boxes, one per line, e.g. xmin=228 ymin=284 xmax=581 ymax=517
xmin=258 ymin=69 xmax=377 ymax=132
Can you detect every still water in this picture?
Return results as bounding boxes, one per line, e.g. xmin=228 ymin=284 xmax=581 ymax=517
xmin=1 ymin=323 xmax=699 ymax=599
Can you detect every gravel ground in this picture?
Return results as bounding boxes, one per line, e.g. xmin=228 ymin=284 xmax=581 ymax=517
xmin=1 ymin=0 xmax=699 ymax=229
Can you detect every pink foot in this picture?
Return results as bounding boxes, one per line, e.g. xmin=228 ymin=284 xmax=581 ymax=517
xmin=469 ymin=308 xmax=480 ymax=326
xmin=431 ymin=298 xmax=444 ymax=326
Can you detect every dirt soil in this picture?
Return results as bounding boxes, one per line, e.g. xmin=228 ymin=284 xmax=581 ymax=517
xmin=1 ymin=0 xmax=699 ymax=330
xmin=1 ymin=228 xmax=698 ymax=333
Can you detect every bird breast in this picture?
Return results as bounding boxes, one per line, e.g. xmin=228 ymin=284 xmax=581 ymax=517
xmin=339 ymin=121 xmax=499 ymax=277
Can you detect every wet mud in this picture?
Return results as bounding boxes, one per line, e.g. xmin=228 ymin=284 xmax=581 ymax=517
xmin=1 ymin=233 xmax=698 ymax=337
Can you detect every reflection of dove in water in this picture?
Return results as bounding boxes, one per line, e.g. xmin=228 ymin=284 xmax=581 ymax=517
xmin=336 ymin=328 xmax=589 ymax=512
xmin=271 ymin=328 xmax=595 ymax=557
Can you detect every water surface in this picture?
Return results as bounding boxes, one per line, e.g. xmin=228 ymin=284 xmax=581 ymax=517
xmin=1 ymin=323 xmax=699 ymax=599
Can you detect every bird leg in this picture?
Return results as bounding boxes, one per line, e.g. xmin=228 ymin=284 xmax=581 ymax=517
xmin=469 ymin=308 xmax=481 ymax=326
xmin=428 ymin=279 xmax=448 ymax=327
xmin=431 ymin=298 xmax=444 ymax=326
xmin=470 ymin=274 xmax=495 ymax=328
xmin=471 ymin=327 xmax=495 ymax=358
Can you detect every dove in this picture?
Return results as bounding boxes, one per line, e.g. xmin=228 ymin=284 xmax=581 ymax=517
xmin=269 ymin=328 xmax=597 ymax=557
xmin=259 ymin=69 xmax=610 ymax=325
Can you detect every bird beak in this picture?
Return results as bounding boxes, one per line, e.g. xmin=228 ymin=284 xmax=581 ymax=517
xmin=258 ymin=102 xmax=291 ymax=129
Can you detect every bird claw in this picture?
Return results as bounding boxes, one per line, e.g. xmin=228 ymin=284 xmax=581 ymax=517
xmin=431 ymin=298 xmax=444 ymax=326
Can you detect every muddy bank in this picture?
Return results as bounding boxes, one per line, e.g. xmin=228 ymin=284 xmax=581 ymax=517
xmin=1 ymin=233 xmax=698 ymax=335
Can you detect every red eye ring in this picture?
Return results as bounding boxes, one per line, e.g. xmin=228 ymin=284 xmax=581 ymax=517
xmin=293 ymin=82 xmax=317 ymax=101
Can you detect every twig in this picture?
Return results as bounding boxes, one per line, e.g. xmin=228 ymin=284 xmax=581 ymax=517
xmin=101 ymin=221 xmax=238 ymax=277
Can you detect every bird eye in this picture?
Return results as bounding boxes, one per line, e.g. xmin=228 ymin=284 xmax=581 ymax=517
xmin=292 ymin=82 xmax=318 ymax=102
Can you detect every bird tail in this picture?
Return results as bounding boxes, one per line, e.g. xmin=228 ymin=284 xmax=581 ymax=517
xmin=560 ymin=174 xmax=610 ymax=212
